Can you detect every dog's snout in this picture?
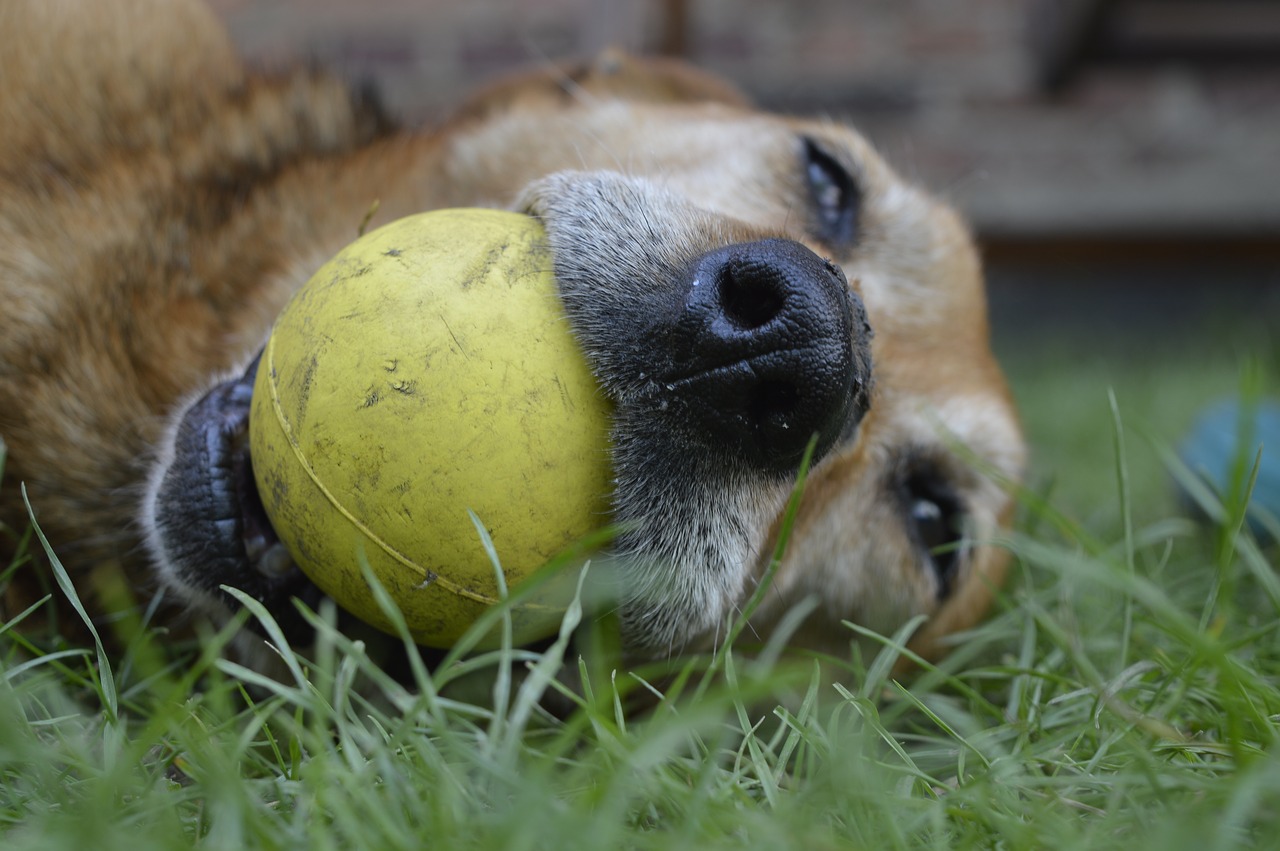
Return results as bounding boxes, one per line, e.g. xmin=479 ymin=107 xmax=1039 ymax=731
xmin=666 ymin=238 xmax=872 ymax=473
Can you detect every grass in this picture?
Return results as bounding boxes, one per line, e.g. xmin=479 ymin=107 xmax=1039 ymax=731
xmin=2 ymin=324 xmax=1279 ymax=849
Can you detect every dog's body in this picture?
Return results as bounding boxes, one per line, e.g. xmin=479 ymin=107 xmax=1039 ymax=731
xmin=0 ymin=0 xmax=1024 ymax=661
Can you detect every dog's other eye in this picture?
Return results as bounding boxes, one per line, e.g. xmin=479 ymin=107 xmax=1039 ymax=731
xmin=897 ymin=457 xmax=966 ymax=601
xmin=802 ymin=137 xmax=860 ymax=249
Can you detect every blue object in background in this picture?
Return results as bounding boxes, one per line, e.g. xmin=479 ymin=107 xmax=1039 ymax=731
xmin=1178 ymin=399 xmax=1280 ymax=545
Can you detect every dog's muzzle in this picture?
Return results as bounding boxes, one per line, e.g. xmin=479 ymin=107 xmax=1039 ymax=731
xmin=660 ymin=238 xmax=871 ymax=473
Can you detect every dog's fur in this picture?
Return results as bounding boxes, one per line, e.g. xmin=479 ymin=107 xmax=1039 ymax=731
xmin=0 ymin=0 xmax=1024 ymax=661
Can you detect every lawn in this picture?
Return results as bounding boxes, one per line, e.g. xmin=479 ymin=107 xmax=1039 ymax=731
xmin=1 ymin=312 xmax=1277 ymax=850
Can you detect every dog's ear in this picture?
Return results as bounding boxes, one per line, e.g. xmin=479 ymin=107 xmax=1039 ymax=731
xmin=566 ymin=49 xmax=753 ymax=107
xmin=441 ymin=49 xmax=751 ymax=128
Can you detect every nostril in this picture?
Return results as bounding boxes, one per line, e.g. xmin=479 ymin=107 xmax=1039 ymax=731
xmin=718 ymin=260 xmax=787 ymax=331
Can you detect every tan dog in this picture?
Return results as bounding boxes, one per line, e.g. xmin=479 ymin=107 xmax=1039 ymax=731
xmin=0 ymin=0 xmax=1024 ymax=662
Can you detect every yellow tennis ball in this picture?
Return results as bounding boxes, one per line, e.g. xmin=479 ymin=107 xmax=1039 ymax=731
xmin=249 ymin=209 xmax=612 ymax=647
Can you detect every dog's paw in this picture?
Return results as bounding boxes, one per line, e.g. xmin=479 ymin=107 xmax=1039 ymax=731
xmin=142 ymin=355 xmax=324 ymax=640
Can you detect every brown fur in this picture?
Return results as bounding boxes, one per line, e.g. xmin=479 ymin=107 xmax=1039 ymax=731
xmin=0 ymin=0 xmax=1024 ymax=660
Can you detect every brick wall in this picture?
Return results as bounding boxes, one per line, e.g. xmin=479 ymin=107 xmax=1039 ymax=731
xmin=208 ymin=0 xmax=1280 ymax=240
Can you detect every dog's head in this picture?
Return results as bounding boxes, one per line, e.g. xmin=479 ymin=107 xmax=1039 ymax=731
xmin=145 ymin=50 xmax=1024 ymax=661
xmin=438 ymin=53 xmax=1026 ymax=657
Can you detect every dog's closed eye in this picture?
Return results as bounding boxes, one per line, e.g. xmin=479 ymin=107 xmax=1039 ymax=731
xmin=801 ymin=137 xmax=860 ymax=250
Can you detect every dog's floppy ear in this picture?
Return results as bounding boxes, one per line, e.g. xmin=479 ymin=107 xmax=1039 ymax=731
xmin=566 ymin=49 xmax=753 ymax=107
xmin=442 ymin=49 xmax=751 ymax=128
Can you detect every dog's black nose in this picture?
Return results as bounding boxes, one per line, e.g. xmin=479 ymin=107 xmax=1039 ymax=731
xmin=664 ymin=238 xmax=872 ymax=473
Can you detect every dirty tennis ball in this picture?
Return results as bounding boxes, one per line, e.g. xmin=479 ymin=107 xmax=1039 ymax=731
xmin=249 ymin=209 xmax=612 ymax=647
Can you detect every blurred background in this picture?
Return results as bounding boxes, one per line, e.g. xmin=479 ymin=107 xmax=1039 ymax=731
xmin=209 ymin=0 xmax=1279 ymax=524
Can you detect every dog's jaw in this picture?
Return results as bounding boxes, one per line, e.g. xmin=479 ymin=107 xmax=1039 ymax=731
xmin=607 ymin=450 xmax=793 ymax=654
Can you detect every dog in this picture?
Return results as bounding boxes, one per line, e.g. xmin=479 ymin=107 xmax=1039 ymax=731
xmin=0 ymin=0 xmax=1025 ymax=663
